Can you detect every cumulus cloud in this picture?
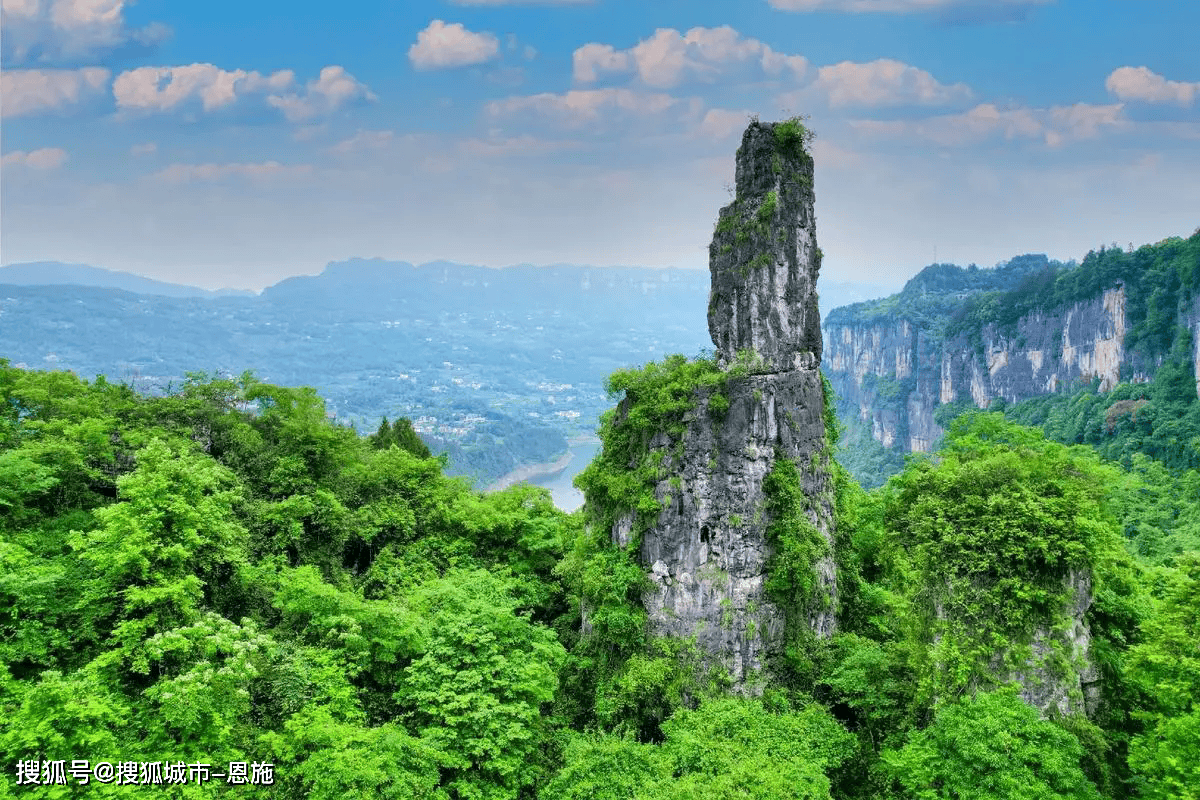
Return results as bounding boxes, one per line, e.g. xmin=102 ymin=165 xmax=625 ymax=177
xmin=111 ymin=63 xmax=372 ymax=121
xmin=814 ymin=58 xmax=972 ymax=107
xmin=408 ymin=20 xmax=500 ymax=70
xmin=1 ymin=0 xmax=169 ymax=66
xmin=266 ymin=66 xmax=376 ymax=122
xmin=1106 ymin=66 xmax=1199 ymax=107
xmin=767 ymin=0 xmax=1052 ymax=12
xmin=1 ymin=146 xmax=68 ymax=168
xmin=697 ymin=108 xmax=754 ymax=140
xmin=113 ymin=63 xmax=292 ymax=112
xmin=487 ymin=88 xmax=678 ymax=126
xmin=150 ymin=160 xmax=313 ymax=184
xmin=0 ymin=66 xmax=108 ymax=116
xmin=573 ymin=43 xmax=629 ymax=83
xmin=573 ymin=26 xmax=807 ymax=88
xmin=851 ymin=101 xmax=1124 ymax=147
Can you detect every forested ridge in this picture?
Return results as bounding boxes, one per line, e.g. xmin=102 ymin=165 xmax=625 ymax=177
xmin=2 ymin=355 xmax=1198 ymax=798
xmin=829 ymin=230 xmax=1200 ymax=491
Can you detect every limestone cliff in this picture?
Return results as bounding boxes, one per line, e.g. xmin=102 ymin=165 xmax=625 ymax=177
xmin=824 ymin=235 xmax=1200 ymax=476
xmin=583 ymin=119 xmax=837 ymax=690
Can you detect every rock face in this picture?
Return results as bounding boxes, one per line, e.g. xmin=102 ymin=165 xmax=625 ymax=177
xmin=940 ymin=569 xmax=1101 ymax=718
xmin=1011 ymin=570 xmax=1102 ymax=717
xmin=707 ymin=122 xmax=824 ymax=373
xmin=825 ymin=279 xmax=1200 ymax=460
xmin=627 ymin=120 xmax=837 ymax=689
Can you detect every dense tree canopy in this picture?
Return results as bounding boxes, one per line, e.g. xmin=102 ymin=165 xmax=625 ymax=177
xmin=0 ymin=360 xmax=1195 ymax=799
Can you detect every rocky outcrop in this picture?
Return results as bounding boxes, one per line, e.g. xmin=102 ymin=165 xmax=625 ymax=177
xmin=1012 ymin=570 xmax=1102 ymax=717
xmin=825 ymin=278 xmax=1200 ymax=458
xmin=707 ymin=122 xmax=823 ymax=373
xmin=615 ymin=120 xmax=837 ymax=689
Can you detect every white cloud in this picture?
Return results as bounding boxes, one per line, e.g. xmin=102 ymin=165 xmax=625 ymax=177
xmin=1 ymin=0 xmax=169 ymax=65
xmin=112 ymin=63 xmax=371 ymax=121
xmin=1 ymin=146 xmax=68 ymax=168
xmin=329 ymin=129 xmax=395 ymax=155
xmin=408 ymin=20 xmax=500 ymax=70
xmin=1042 ymin=102 xmax=1125 ymax=145
xmin=129 ymin=141 xmax=156 ymax=155
xmin=113 ymin=63 xmax=293 ymax=112
xmin=0 ymin=66 xmax=108 ymax=116
xmin=1106 ymin=66 xmax=1199 ymax=107
xmin=150 ymin=161 xmax=313 ymax=184
xmin=573 ymin=43 xmax=631 ymax=83
xmin=815 ymin=59 xmax=971 ymax=107
xmin=697 ymin=108 xmax=753 ymax=140
xmin=851 ymin=101 xmax=1124 ymax=147
xmin=487 ymin=88 xmax=678 ymax=126
xmin=810 ymin=138 xmax=862 ymax=169
xmin=573 ymin=26 xmax=807 ymax=89
xmin=266 ymin=66 xmax=376 ymax=122
xmin=767 ymin=0 xmax=1051 ymax=12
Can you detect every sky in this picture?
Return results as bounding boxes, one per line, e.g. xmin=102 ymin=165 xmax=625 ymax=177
xmin=1 ymin=0 xmax=1198 ymax=292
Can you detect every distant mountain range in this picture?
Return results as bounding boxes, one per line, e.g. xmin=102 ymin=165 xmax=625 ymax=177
xmin=0 ymin=260 xmax=896 ymax=318
xmin=0 ymin=257 xmax=898 ymax=485
xmin=0 ymin=262 xmax=256 ymax=298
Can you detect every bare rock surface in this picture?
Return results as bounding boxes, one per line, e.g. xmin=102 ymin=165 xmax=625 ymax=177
xmin=608 ymin=120 xmax=838 ymax=689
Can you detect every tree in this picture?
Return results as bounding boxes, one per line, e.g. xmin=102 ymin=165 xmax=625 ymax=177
xmin=394 ymin=569 xmax=566 ymax=800
xmin=1126 ymin=554 xmax=1200 ymax=799
xmin=882 ymin=687 xmax=1101 ymax=799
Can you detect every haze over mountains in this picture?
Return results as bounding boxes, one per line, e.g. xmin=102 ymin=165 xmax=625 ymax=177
xmin=0 ymin=262 xmax=256 ymax=298
xmin=0 ymin=257 xmax=896 ymax=485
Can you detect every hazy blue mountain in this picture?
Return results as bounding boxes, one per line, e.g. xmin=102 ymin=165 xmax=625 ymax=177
xmin=0 ymin=260 xmax=717 ymax=485
xmin=0 ymin=256 xmax=948 ymax=485
xmin=0 ymin=261 xmax=255 ymax=298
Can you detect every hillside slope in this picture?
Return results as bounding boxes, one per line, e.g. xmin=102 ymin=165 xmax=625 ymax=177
xmin=823 ymin=231 xmax=1200 ymax=486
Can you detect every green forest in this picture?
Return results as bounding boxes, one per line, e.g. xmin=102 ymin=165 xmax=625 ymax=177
xmin=1 ymin=351 xmax=1198 ymax=798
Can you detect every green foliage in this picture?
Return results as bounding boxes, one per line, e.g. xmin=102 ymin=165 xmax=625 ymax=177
xmin=773 ymin=116 xmax=815 ymax=157
xmin=1125 ymin=554 xmax=1200 ymax=798
xmin=264 ymin=705 xmax=447 ymax=799
xmin=2 ymin=292 xmax=1196 ymax=800
xmin=580 ymin=354 xmax=724 ymax=528
xmin=882 ymin=414 xmax=1130 ymax=705
xmin=758 ymin=190 xmax=778 ymax=222
xmin=882 ymin=687 xmax=1102 ymax=799
xmin=763 ymin=454 xmax=829 ymax=629
xmin=944 ymin=232 xmax=1200 ymax=362
xmin=0 ymin=364 xmax=575 ymax=799
xmin=370 ymin=416 xmax=432 ymax=459
xmin=820 ymin=371 xmax=840 ymax=448
xmin=396 ymin=569 xmax=566 ymax=798
xmin=545 ymin=695 xmax=853 ymax=800
xmin=831 ymin=408 xmax=906 ymax=490
xmin=999 ymin=334 xmax=1200 ymax=474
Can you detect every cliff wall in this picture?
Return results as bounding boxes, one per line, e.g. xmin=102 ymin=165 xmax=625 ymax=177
xmin=824 ymin=235 xmax=1200 ymax=466
xmin=583 ymin=120 xmax=837 ymax=690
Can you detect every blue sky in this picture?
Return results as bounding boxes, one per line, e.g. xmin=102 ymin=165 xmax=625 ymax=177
xmin=2 ymin=0 xmax=1197 ymax=291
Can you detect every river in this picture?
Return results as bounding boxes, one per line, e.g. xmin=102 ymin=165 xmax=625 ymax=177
xmin=527 ymin=439 xmax=602 ymax=512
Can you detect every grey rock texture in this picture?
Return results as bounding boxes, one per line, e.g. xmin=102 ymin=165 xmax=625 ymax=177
xmin=965 ymin=570 xmax=1101 ymax=718
xmin=624 ymin=120 xmax=836 ymax=689
xmin=824 ymin=281 xmax=1200 ymax=455
xmin=708 ymin=121 xmax=823 ymax=373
